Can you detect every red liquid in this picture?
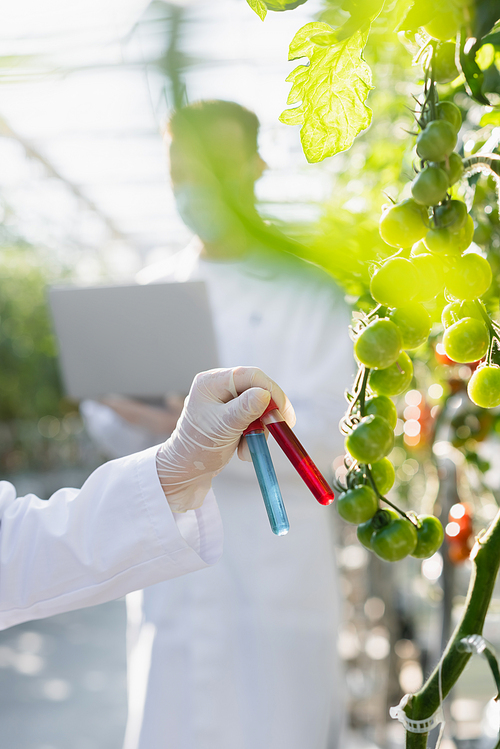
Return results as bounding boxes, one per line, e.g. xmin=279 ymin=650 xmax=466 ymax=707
xmin=265 ymin=421 xmax=335 ymax=506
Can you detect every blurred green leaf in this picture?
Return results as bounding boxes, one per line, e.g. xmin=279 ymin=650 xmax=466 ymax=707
xmin=472 ymin=0 xmax=500 ymax=41
xmin=480 ymin=110 xmax=500 ymax=126
xmin=280 ymin=22 xmax=373 ymax=162
xmin=333 ymin=0 xmax=385 ymax=41
xmin=246 ymin=0 xmax=267 ymax=21
xmin=459 ymin=30 xmax=490 ymax=105
xmin=264 ymin=0 xmax=309 ymax=9
xmin=482 ymin=31 xmax=500 ymax=46
xmin=396 ymin=0 xmax=435 ymax=33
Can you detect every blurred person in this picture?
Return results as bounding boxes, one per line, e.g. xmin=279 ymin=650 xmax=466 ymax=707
xmin=82 ymin=100 xmax=353 ymax=749
xmin=0 ymin=367 xmax=288 ymax=630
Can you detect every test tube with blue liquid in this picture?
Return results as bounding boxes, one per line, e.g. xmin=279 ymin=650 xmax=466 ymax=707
xmin=244 ymin=421 xmax=289 ymax=536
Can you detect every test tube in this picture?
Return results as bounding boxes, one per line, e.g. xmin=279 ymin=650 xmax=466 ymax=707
xmin=261 ymin=400 xmax=335 ymax=506
xmin=244 ymin=428 xmax=289 ymax=536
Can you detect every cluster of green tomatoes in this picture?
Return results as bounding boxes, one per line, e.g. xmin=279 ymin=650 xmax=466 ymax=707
xmin=337 ymin=50 xmax=496 ymax=562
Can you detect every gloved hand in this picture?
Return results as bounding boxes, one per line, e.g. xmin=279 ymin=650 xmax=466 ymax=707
xmin=156 ymin=366 xmax=295 ymax=513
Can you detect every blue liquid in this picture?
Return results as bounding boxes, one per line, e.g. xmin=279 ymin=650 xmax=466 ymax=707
xmin=246 ymin=431 xmax=289 ymax=536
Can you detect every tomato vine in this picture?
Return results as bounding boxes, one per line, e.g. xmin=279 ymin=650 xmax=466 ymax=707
xmin=247 ymin=0 xmax=500 ymax=745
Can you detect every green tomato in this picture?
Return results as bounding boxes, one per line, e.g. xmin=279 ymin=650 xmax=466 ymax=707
xmin=417 ymin=120 xmax=457 ymax=161
xmin=456 ymin=214 xmax=474 ymax=252
xmin=468 ymin=365 xmax=500 ymax=408
xmin=411 ymin=166 xmax=449 ymax=206
xmin=370 ymin=257 xmax=421 ymax=307
xmin=445 ymin=253 xmax=492 ymax=300
xmin=371 ymin=518 xmax=418 ymax=561
xmin=411 ymin=253 xmax=446 ymax=301
xmin=354 ymin=319 xmax=402 ymax=369
xmin=423 ymin=9 xmax=461 ymax=41
xmin=370 ymin=458 xmax=396 ymax=495
xmin=379 ymin=199 xmax=429 ymax=248
xmin=411 ymin=240 xmax=428 ymax=256
xmin=434 ymin=43 xmax=460 ymax=83
xmin=345 ymin=415 xmax=395 ymax=465
xmin=428 ymin=215 xmax=474 ymax=255
xmin=337 ymin=485 xmax=378 ymax=525
xmin=437 ymin=102 xmax=462 ymax=132
xmin=365 ymin=395 xmax=398 ymax=429
xmin=442 ymin=317 xmax=489 ymax=363
xmin=369 ymin=352 xmax=414 ymax=396
xmin=411 ymin=515 xmax=445 ymax=559
xmin=435 ymin=200 xmax=467 ymax=232
xmin=357 ymin=508 xmax=398 ymax=550
xmin=441 ymin=300 xmax=483 ymax=327
xmin=444 ymin=152 xmax=465 ymax=185
xmin=389 ymin=303 xmax=432 ymax=350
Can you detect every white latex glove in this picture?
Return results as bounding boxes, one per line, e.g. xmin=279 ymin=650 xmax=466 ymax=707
xmin=156 ymin=366 xmax=295 ymax=513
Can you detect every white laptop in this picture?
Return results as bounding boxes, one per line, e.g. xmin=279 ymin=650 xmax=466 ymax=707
xmin=48 ymin=281 xmax=219 ymax=400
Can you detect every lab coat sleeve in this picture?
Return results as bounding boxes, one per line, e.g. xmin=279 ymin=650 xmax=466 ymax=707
xmin=0 ymin=446 xmax=223 ymax=631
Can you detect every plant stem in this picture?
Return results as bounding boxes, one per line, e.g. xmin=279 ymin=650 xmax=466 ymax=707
xmin=359 ymin=367 xmax=369 ymax=417
xmin=474 ymin=299 xmax=500 ymax=344
xmin=404 ymin=508 xmax=500 ymax=747
xmin=365 ymin=466 xmax=414 ymax=521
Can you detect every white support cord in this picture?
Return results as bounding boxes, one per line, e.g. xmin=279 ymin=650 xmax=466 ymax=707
xmin=390 ymin=635 xmax=500 ymax=747
xmin=390 ymin=659 xmax=445 ymax=746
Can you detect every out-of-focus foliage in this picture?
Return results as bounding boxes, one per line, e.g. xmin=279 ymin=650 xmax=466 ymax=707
xmin=291 ymin=13 xmax=414 ymax=295
xmin=0 ymin=246 xmax=65 ymax=421
xmin=246 ymin=0 xmax=310 ymax=19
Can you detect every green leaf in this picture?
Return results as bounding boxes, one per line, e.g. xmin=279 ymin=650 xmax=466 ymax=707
xmin=458 ymin=29 xmax=490 ymax=105
xmin=472 ymin=0 xmax=500 ymax=41
xmin=397 ymin=0 xmax=435 ymax=33
xmin=480 ymin=110 xmax=500 ymax=127
xmin=280 ymin=22 xmax=373 ymax=163
xmin=482 ymin=31 xmax=500 ymax=47
xmin=333 ymin=0 xmax=385 ymax=41
xmin=246 ymin=0 xmax=267 ymax=21
xmin=264 ymin=0 xmax=309 ymax=9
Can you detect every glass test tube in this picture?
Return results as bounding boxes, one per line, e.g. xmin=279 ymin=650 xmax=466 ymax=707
xmin=245 ymin=429 xmax=289 ymax=536
xmin=262 ymin=406 xmax=335 ymax=506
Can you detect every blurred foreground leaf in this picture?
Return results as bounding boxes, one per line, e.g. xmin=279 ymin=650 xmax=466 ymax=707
xmin=280 ymin=21 xmax=373 ymax=162
xmin=246 ymin=0 xmax=267 ymax=21
xmin=459 ymin=29 xmax=490 ymax=105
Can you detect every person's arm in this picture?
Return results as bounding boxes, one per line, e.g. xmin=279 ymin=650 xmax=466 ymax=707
xmin=0 ymin=448 xmax=221 ymax=631
xmin=0 ymin=367 xmax=293 ymax=630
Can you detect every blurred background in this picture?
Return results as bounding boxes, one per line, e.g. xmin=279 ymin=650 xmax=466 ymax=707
xmin=2 ymin=0 xmax=500 ymax=748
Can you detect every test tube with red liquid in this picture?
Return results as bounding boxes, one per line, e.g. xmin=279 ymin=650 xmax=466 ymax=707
xmin=261 ymin=399 xmax=335 ymax=506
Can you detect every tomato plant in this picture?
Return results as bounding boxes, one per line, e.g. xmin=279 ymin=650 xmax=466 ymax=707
xmin=468 ymin=366 xmax=500 ymax=408
xmin=345 ymin=414 xmax=394 ymax=464
xmin=370 ymin=457 xmax=395 ymax=495
xmin=354 ymin=318 xmax=402 ymax=369
xmin=370 ymin=256 xmax=421 ymax=305
xmin=411 ymin=166 xmax=449 ymax=206
xmin=370 ymin=516 xmax=418 ymax=562
xmin=412 ymin=515 xmax=445 ymax=559
xmin=389 ymin=304 xmax=431 ymax=350
xmin=442 ymin=317 xmax=489 ymax=363
xmin=364 ymin=395 xmax=397 ymax=429
xmin=337 ymin=485 xmax=378 ymax=524
xmin=246 ymin=0 xmax=500 ymax=743
xmin=416 ymin=120 xmax=457 ymax=161
xmin=368 ymin=351 xmax=413 ymax=396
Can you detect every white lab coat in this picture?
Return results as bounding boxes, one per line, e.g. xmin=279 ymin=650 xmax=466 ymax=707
xmin=0 ymin=445 xmax=223 ymax=631
xmin=84 ymin=241 xmax=354 ymax=749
